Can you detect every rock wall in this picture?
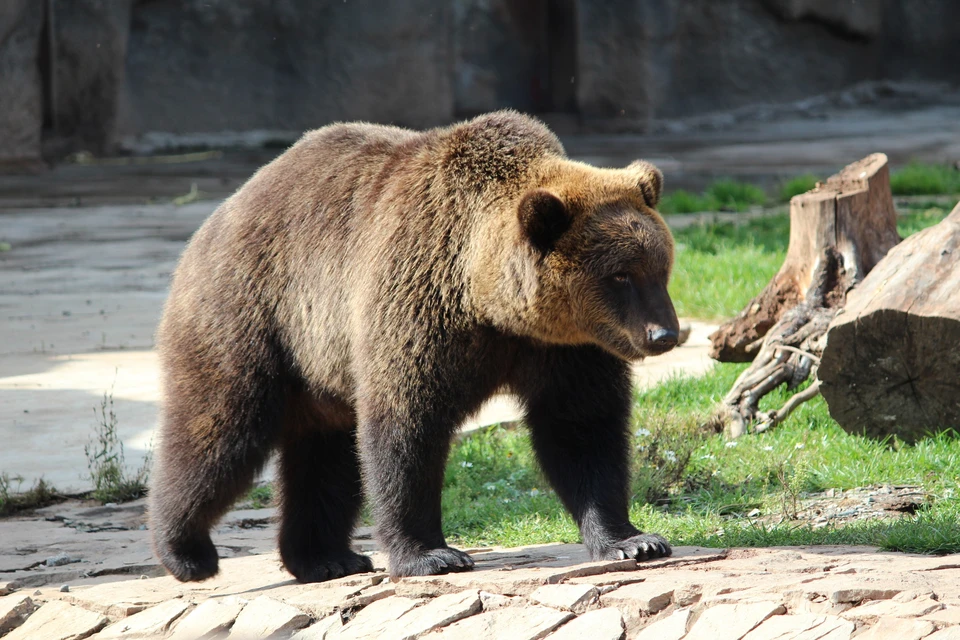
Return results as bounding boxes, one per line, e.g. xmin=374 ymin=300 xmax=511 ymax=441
xmin=1 ymin=0 xmax=959 ymax=164
xmin=0 ymin=0 xmax=44 ymax=168
xmin=121 ymin=0 xmax=452 ymax=135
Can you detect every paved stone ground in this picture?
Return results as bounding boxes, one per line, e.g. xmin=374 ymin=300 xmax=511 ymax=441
xmin=1 ymin=519 xmax=959 ymax=639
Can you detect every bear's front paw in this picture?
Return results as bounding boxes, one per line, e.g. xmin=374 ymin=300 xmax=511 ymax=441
xmin=390 ymin=547 xmax=475 ymax=578
xmin=285 ymin=550 xmax=375 ymax=583
xmin=600 ymin=533 xmax=672 ymax=562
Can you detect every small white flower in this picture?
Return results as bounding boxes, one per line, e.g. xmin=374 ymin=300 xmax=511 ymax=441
xmin=529 ymin=488 xmax=540 ymax=497
xmin=460 ymin=461 xmax=473 ymax=468
xmin=699 ymin=454 xmax=715 ymax=460
xmin=795 ymin=443 xmax=805 ymax=449
xmin=635 ymin=428 xmax=651 ymax=437
xmin=763 ymin=446 xmax=774 ymax=451
xmin=664 ymin=450 xmax=677 ymax=463
xmin=725 ymin=441 xmax=738 ymax=448
xmin=502 ymin=498 xmax=511 ymax=504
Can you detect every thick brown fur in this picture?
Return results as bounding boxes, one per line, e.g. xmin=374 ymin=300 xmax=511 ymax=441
xmin=150 ymin=110 xmax=680 ymax=583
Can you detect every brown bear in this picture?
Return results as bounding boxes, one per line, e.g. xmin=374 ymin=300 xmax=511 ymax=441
xmin=150 ymin=110 xmax=680 ymax=583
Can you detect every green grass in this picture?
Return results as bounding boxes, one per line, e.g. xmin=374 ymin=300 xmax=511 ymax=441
xmin=659 ymin=180 xmax=768 ymax=215
xmin=442 ymin=366 xmax=960 ymax=554
xmin=0 ymin=474 xmax=59 ymax=516
xmin=244 ymin=484 xmax=274 ymax=509
xmin=659 ymin=190 xmax=718 ymax=215
xmin=779 ymin=174 xmax=819 ymax=201
xmin=890 ymin=163 xmax=960 ymax=196
xmin=85 ymin=391 xmax=151 ymax=504
xmin=667 ymin=203 xmax=954 ymax=320
xmin=706 ymin=179 xmax=767 ymax=211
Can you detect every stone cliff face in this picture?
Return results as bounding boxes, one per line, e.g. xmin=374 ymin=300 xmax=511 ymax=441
xmin=1 ymin=0 xmax=958 ymax=165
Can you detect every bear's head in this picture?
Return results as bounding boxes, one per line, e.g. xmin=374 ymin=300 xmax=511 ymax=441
xmin=476 ymin=158 xmax=680 ymax=361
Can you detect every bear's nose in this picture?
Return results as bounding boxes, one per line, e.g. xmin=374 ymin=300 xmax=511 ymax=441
xmin=648 ymin=328 xmax=679 ymax=350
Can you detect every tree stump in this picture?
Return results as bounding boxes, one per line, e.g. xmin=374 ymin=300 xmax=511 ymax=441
xmin=710 ymin=153 xmax=901 ymax=362
xmin=819 ymin=202 xmax=960 ymax=441
xmin=710 ymin=154 xmax=902 ymax=437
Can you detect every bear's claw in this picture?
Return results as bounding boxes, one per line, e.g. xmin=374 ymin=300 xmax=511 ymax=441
xmin=601 ymin=533 xmax=672 ymax=562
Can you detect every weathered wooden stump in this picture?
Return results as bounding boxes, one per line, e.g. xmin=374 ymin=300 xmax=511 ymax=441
xmin=710 ymin=153 xmax=900 ymax=362
xmin=819 ymin=202 xmax=960 ymax=441
xmin=710 ymin=154 xmax=902 ymax=437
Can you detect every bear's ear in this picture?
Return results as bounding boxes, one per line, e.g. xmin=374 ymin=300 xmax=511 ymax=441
xmin=627 ymin=160 xmax=663 ymax=208
xmin=518 ymin=188 xmax=571 ymax=253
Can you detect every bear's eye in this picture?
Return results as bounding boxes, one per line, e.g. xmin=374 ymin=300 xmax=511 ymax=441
xmin=611 ymin=272 xmax=632 ymax=286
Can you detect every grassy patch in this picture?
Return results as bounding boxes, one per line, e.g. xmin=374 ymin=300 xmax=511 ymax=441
xmin=659 ymin=190 xmax=718 ymax=215
xmin=890 ymin=163 xmax=960 ymax=196
xmin=779 ymin=174 xmax=819 ymax=202
xmin=706 ymin=179 xmax=767 ymax=211
xmin=0 ymin=474 xmax=59 ymax=516
xmin=659 ymin=180 xmax=768 ymax=215
xmin=667 ymin=204 xmax=952 ymax=320
xmin=669 ymin=215 xmax=787 ymax=319
xmin=442 ymin=366 xmax=960 ymax=554
xmin=85 ymin=391 xmax=151 ymax=504
xmin=244 ymin=484 xmax=275 ymax=509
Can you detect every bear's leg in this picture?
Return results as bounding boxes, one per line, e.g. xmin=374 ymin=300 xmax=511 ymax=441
xmin=150 ymin=386 xmax=279 ymax=582
xmin=277 ymin=421 xmax=373 ymax=582
xmin=358 ymin=408 xmax=474 ymax=578
xmin=518 ymin=349 xmax=671 ymax=562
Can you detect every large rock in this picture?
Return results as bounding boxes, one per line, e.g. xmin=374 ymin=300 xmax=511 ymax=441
xmin=49 ymin=0 xmax=133 ymax=154
xmin=122 ymin=0 xmax=453 ymax=137
xmin=0 ymin=0 xmax=43 ymax=168
xmin=575 ymin=0 xmax=880 ymax=130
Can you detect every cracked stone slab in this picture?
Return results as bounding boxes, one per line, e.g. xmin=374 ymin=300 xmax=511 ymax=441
xmin=396 ymin=544 xmax=639 ymax=597
xmin=378 ymin=590 xmax=482 ymax=640
xmin=927 ymin=628 xmax=960 ymax=640
xmin=842 ymin=593 xmax=943 ymax=621
xmin=547 ymin=607 xmax=624 ymax=640
xmin=853 ymin=616 xmax=937 ymax=640
xmin=167 ymin=597 xmax=246 ymax=640
xmin=290 ymin=615 xmax=342 ymax=640
xmin=529 ymin=584 xmax=598 ymax=613
xmin=0 ymin=593 xmax=36 ymax=635
xmin=599 ymin=580 xmax=675 ymax=616
xmin=331 ymin=596 xmax=422 ymax=640
xmin=419 ymin=604 xmax=572 ymax=640
xmin=827 ymin=584 xmax=902 ymax=604
xmin=227 ymin=595 xmax=310 ymax=638
xmin=921 ymin=605 xmax=960 ymax=625
xmin=60 ymin=577 xmax=185 ymax=617
xmin=684 ymin=602 xmax=786 ymax=640
xmin=270 ymin=579 xmax=387 ymax=619
xmin=94 ymin=599 xmax=191 ymax=638
xmin=5 ymin=600 xmax=107 ymax=640
xmin=741 ymin=613 xmax=854 ymax=640
xmin=633 ymin=608 xmax=692 ymax=640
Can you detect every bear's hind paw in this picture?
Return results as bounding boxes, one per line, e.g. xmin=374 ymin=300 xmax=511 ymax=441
xmin=390 ymin=547 xmax=475 ymax=578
